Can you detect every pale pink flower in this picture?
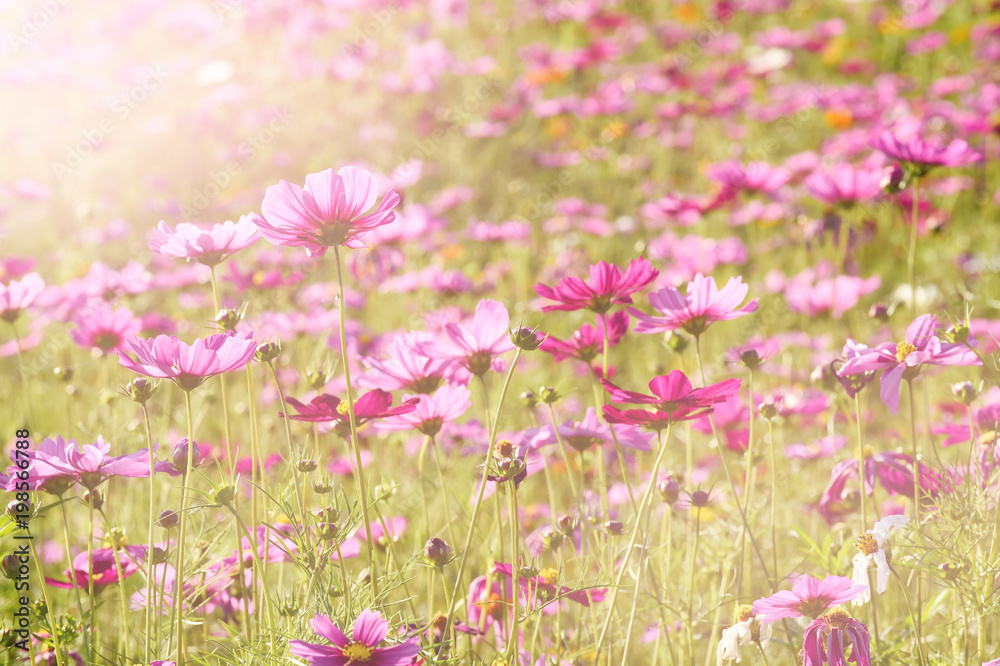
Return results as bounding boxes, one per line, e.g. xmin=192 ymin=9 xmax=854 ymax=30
xmin=149 ymin=217 xmax=260 ymax=266
xmin=631 ymin=273 xmax=758 ymax=336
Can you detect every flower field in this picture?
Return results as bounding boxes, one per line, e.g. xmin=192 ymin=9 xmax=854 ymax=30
xmin=2 ymin=0 xmax=1000 ymax=664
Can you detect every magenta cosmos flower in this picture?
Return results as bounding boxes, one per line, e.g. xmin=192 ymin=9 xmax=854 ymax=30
xmin=376 ymin=384 xmax=471 ymax=437
xmin=539 ymin=311 xmax=629 ymax=365
xmin=70 ymin=302 xmax=141 ymax=354
xmin=752 ymin=574 xmax=867 ymax=622
xmin=707 ymin=160 xmax=791 ymax=194
xmin=417 ymin=299 xmax=515 ymax=377
xmin=47 ymin=545 xmax=147 ymax=590
xmin=283 ymin=389 xmax=418 ymax=438
xmin=0 ymin=272 xmax=45 ymax=324
xmin=117 ymin=332 xmax=258 ymax=391
xmin=631 ymin=273 xmax=758 ymax=336
xmin=149 ymin=216 xmax=260 ymax=266
xmin=804 ymin=164 xmax=885 ymax=206
xmin=534 ymin=258 xmax=658 ymax=313
xmin=838 ymin=314 xmax=980 ymax=414
xmin=803 ymin=608 xmax=871 ymax=666
xmin=358 ymin=331 xmax=464 ymax=394
xmin=288 ymin=610 xmax=421 ymax=666
xmin=601 ymin=370 xmax=742 ymax=429
xmin=23 ymin=435 xmax=151 ymax=490
xmin=254 ymin=166 xmax=401 ymax=256
xmin=869 ymin=129 xmax=983 ymax=172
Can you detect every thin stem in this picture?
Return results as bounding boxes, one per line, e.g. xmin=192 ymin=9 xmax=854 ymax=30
xmin=595 ymin=423 xmax=673 ymax=661
xmin=29 ymin=537 xmax=64 ymax=666
xmin=59 ymin=500 xmax=88 ymax=662
xmin=767 ymin=417 xmax=778 ymax=591
xmin=10 ymin=322 xmax=33 ymax=424
xmin=686 ymin=507 xmax=702 ymax=666
xmin=87 ymin=501 xmax=96 ymax=661
xmin=906 ymin=380 xmax=923 ymax=652
xmin=174 ymin=389 xmax=197 ymax=666
xmin=431 ymin=438 xmax=458 ymax=548
xmin=506 ymin=488 xmax=521 ymax=661
xmin=855 ymin=395 xmax=867 ymax=532
xmin=444 ymin=348 xmax=523 ymax=636
xmin=141 ymin=403 xmax=157 ymax=662
xmin=266 ymin=361 xmax=306 ymax=536
xmin=209 ymin=266 xmax=234 ymax=476
xmin=907 ymin=177 xmax=920 ymax=320
xmin=332 ymin=245 xmax=379 ymax=599
xmin=892 ymin=568 xmax=925 ymax=666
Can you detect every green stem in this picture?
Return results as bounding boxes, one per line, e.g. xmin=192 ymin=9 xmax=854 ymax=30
xmin=141 ymin=403 xmax=157 ymax=661
xmin=907 ymin=177 xmax=920 ymax=320
xmin=686 ymin=507 xmax=702 ymax=666
xmin=59 ymin=500 xmax=88 ymax=662
xmin=173 ymin=389 xmax=197 ymax=665
xmin=906 ymin=380 xmax=923 ymax=652
xmin=506 ymin=488 xmax=521 ymax=661
xmin=431 ymin=438 xmax=458 ymax=548
xmin=444 ymin=348 xmax=523 ymax=636
xmin=332 ymin=245 xmax=379 ymax=599
xmin=209 ymin=267 xmax=234 ymax=477
xmin=855 ymin=395 xmax=867 ymax=532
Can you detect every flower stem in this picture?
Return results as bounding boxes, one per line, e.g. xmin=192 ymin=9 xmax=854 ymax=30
xmin=431 ymin=437 xmax=458 ymax=548
xmin=174 ymin=389 xmax=198 ymax=665
xmin=905 ymin=380 xmax=923 ymax=653
xmin=907 ymin=176 xmax=920 ymax=320
xmin=444 ymin=348 xmax=523 ymax=636
xmin=59 ymin=499 xmax=88 ymax=662
xmin=332 ymin=244 xmax=379 ymax=599
xmin=506 ymin=487 xmax=521 ymax=661
xmin=686 ymin=506 xmax=702 ymax=666
xmin=87 ymin=501 xmax=96 ymax=660
xmin=594 ymin=423 xmax=673 ymax=662
xmin=141 ymin=403 xmax=157 ymax=661
xmin=209 ymin=266 xmax=234 ymax=476
xmin=767 ymin=417 xmax=778 ymax=590
xmin=854 ymin=395 xmax=867 ymax=532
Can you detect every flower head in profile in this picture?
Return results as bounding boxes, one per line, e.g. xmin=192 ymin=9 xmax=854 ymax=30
xmin=752 ymin=574 xmax=867 ymax=622
xmin=376 ymin=384 xmax=471 ymax=437
xmin=804 ymin=164 xmax=885 ymax=206
xmin=254 ymin=166 xmax=401 ymax=256
xmin=718 ymin=605 xmax=771 ymax=664
xmin=149 ymin=217 xmax=260 ymax=266
xmin=707 ymin=160 xmax=791 ymax=194
xmin=534 ymin=258 xmax=658 ymax=314
xmin=283 ymin=389 xmax=418 ymax=437
xmin=288 ymin=610 xmax=421 ymax=666
xmin=631 ymin=273 xmax=758 ymax=336
xmin=601 ymin=370 xmax=742 ymax=430
xmin=0 ymin=272 xmax=45 ymax=324
xmin=850 ymin=515 xmax=909 ymax=605
xmin=539 ymin=311 xmax=629 ymax=366
xmin=117 ymin=332 xmax=258 ymax=391
xmin=838 ymin=314 xmax=980 ymax=413
xmin=359 ymin=331 xmax=464 ymax=393
xmin=803 ymin=608 xmax=871 ymax=666
xmin=870 ymin=129 xmax=982 ymax=174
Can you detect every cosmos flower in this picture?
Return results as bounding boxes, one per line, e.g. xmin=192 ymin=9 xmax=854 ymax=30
xmin=288 ymin=610 xmax=421 ymax=666
xmin=707 ymin=160 xmax=791 ymax=194
xmin=802 ymin=608 xmax=871 ymax=666
xmin=117 ymin=332 xmax=258 ymax=391
xmin=417 ymin=299 xmax=515 ymax=377
xmin=491 ymin=562 xmax=607 ymax=608
xmin=838 ymin=314 xmax=980 ymax=414
xmin=46 ymin=545 xmax=148 ymax=589
xmin=149 ymin=217 xmax=260 ymax=266
xmin=358 ymin=331 xmax=464 ymax=393
xmin=631 ymin=274 xmax=758 ymax=336
xmin=534 ymin=258 xmax=658 ymax=313
xmin=375 ymin=384 xmax=472 ymax=437
xmin=869 ymin=129 xmax=983 ymax=171
xmin=283 ymin=389 xmax=418 ymax=433
xmin=804 ymin=164 xmax=885 ymax=206
xmin=539 ymin=311 xmax=629 ymax=365
xmin=8 ymin=435 xmax=151 ymax=492
xmin=601 ymin=370 xmax=741 ymax=412
xmin=70 ymin=302 xmax=141 ymax=354
xmin=0 ymin=272 xmax=45 ymax=324
xmin=525 ymin=406 xmax=654 ymax=453
xmin=752 ymin=574 xmax=867 ymax=622
xmin=850 ymin=515 xmax=909 ymax=605
xmin=254 ymin=166 xmax=401 ymax=256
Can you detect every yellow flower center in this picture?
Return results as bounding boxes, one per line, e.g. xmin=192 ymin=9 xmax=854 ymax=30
xmin=336 ymin=400 xmax=352 ymax=416
xmin=734 ymin=604 xmax=754 ymax=623
xmin=856 ymin=533 xmax=879 ymax=556
xmin=823 ymin=607 xmax=852 ymax=630
xmin=342 ymin=642 xmax=374 ymax=661
xmin=539 ymin=568 xmax=560 ymax=586
xmin=494 ymin=439 xmax=514 ymax=460
xmin=896 ymin=341 xmax=917 ymax=363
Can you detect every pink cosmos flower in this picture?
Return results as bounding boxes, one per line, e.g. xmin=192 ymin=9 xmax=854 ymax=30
xmin=254 ymin=166 xmax=401 ymax=256
xmin=358 ymin=331 xmax=464 ymax=393
xmin=869 ymin=129 xmax=983 ymax=170
xmin=752 ymin=574 xmax=867 ymax=622
xmin=70 ymin=302 xmax=141 ymax=354
xmin=818 ymin=452 xmax=945 ymax=524
xmin=804 ymin=164 xmax=885 ymax=206
xmin=491 ymin=561 xmax=607 ymax=608
xmin=47 ymin=545 xmax=148 ymax=590
xmin=707 ymin=160 xmax=791 ymax=194
xmin=631 ymin=273 xmax=758 ymax=336
xmin=768 ymin=264 xmax=880 ymax=319
xmin=602 ymin=370 xmax=742 ymax=429
xmin=0 ymin=257 xmax=36 ymax=284
xmin=288 ymin=610 xmax=422 ymax=666
xmin=22 ymin=435 xmax=152 ymax=490
xmin=803 ymin=609 xmax=871 ymax=666
xmin=376 ymin=384 xmax=471 ymax=437
xmin=0 ymin=272 xmax=45 ymax=323
xmin=525 ymin=407 xmax=654 ymax=453
xmin=539 ymin=311 xmax=629 ymax=365
xmin=117 ymin=332 xmax=258 ymax=391
xmin=534 ymin=258 xmax=658 ymax=314
xmin=149 ymin=217 xmax=260 ymax=266
xmin=838 ymin=314 xmax=981 ymax=413
xmin=417 ymin=299 xmax=515 ymax=377
xmin=283 ymin=389 xmax=418 ymax=435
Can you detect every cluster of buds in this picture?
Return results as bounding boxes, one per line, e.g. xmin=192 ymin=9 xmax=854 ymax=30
xmin=314 ymin=506 xmax=340 ymax=541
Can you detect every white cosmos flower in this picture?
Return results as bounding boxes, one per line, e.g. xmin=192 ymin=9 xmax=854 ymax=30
xmin=851 ymin=514 xmax=909 ymax=605
xmin=718 ymin=607 xmax=771 ymax=664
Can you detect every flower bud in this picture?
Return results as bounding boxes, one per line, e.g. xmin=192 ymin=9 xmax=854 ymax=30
xmin=1 ymin=553 xmax=21 ymax=580
xmin=689 ymin=490 xmax=712 ymax=508
xmin=156 ymin=510 xmax=179 ymax=529
xmin=738 ymin=349 xmax=762 ymax=369
xmin=296 ymin=459 xmax=318 ymax=473
xmin=810 ymin=363 xmax=838 ymax=392
xmin=604 ymin=520 xmax=624 ymax=536
xmin=215 ymin=306 xmax=245 ymax=332
xmin=122 ymin=377 xmax=159 ymax=404
xmin=758 ymin=399 xmax=780 ymax=420
xmin=423 ymin=537 xmax=453 ymax=568
xmin=6 ymin=498 xmax=32 ymax=523
xmin=657 ymin=475 xmax=681 ymax=504
xmin=952 ymin=381 xmax=978 ymax=405
xmin=316 ymin=522 xmax=339 ymax=541
xmin=869 ymin=302 xmax=890 ymax=322
xmin=539 ymin=386 xmax=560 ymax=404
xmin=665 ymin=331 xmax=690 ymax=353
xmin=212 ymin=485 xmax=236 ymax=506
xmin=946 ymin=322 xmax=970 ymax=344
xmin=107 ymin=527 xmax=127 ymax=549
xmin=53 ymin=366 xmax=74 ymax=382
xmin=172 ymin=439 xmax=202 ymax=473
xmin=540 ymin=526 xmax=565 ymax=551
xmin=556 ymin=514 xmax=578 ymax=536
xmin=305 ymin=366 xmax=330 ymax=391
xmin=313 ymin=480 xmax=333 ymax=494
xmin=509 ymin=325 xmax=545 ymax=351
xmin=84 ymin=489 xmax=103 ymax=509
xmin=255 ymin=340 xmax=282 ymax=363
xmin=881 ymin=163 xmax=906 ymax=193
xmin=520 ymin=390 xmax=538 ymax=409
